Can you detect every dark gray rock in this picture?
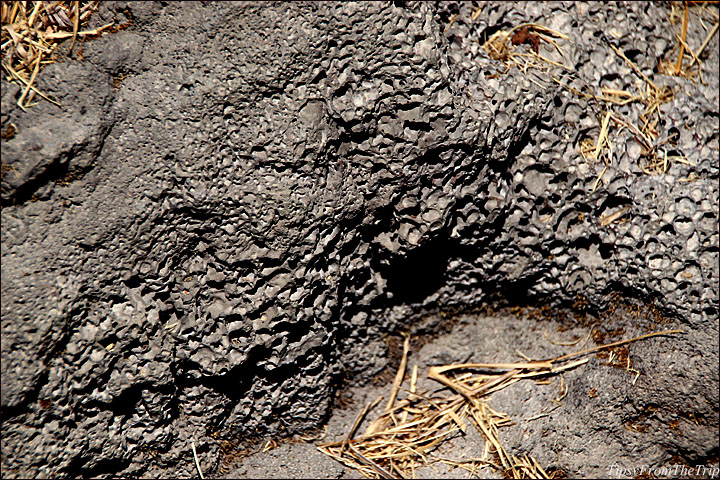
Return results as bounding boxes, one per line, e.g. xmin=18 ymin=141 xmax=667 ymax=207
xmin=1 ymin=1 xmax=717 ymax=478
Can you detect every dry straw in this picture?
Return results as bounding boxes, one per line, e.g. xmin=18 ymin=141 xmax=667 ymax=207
xmin=319 ymin=329 xmax=682 ymax=479
xmin=1 ymin=1 xmax=113 ymax=110
xmin=552 ymin=41 xmax=684 ymax=179
xmin=573 ymin=2 xmax=717 ymax=179
xmin=477 ymin=4 xmax=718 ymax=181
xmin=191 ymin=440 xmax=205 ymax=480
xmin=481 ymin=23 xmax=570 ymax=89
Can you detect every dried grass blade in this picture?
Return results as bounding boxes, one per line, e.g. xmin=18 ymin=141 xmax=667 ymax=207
xmin=342 ymin=396 xmax=383 ymax=454
xmin=27 ymin=1 xmax=41 ymax=27
xmin=599 ymin=205 xmax=631 ymax=227
xmin=469 ymin=369 xmax=522 ymax=397
xmin=3 ymin=61 xmax=61 ymax=106
xmin=69 ymin=1 xmax=80 ymax=55
xmin=447 ymin=407 xmax=467 ymax=433
xmin=593 ymin=110 xmax=611 ymax=160
xmin=386 ymin=335 xmax=410 ymax=413
xmin=531 ymin=51 xmax=571 ymax=69
xmin=694 ymin=20 xmax=719 ymax=64
xmin=513 ymin=358 xmax=588 ymax=379
xmin=44 ymin=21 xmax=114 ymax=40
xmin=3 ymin=24 xmax=22 ymax=46
xmin=470 ymin=408 xmax=509 ymax=468
xmin=608 ymin=43 xmax=658 ymax=91
xmin=401 ymin=364 xmax=418 ymax=425
xmin=431 ymin=361 xmax=553 ymax=373
xmin=592 ymin=165 xmax=607 ymax=193
xmin=609 ymin=113 xmax=653 ymax=149
xmin=17 ymin=50 xmax=41 ymax=109
xmin=347 ymin=442 xmax=399 ymax=479
xmin=550 ymin=329 xmax=683 ymax=363
xmin=675 ymin=1 xmax=690 ymax=74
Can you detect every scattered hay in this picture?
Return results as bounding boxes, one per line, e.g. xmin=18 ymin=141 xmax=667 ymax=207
xmin=576 ymin=2 xmax=718 ymax=178
xmin=319 ymin=330 xmax=682 ymax=479
xmin=1 ymin=1 xmax=114 ymax=110
xmin=559 ymin=45 xmax=682 ymax=179
xmin=659 ymin=1 xmax=720 ymax=81
xmin=479 ymin=3 xmax=718 ymax=180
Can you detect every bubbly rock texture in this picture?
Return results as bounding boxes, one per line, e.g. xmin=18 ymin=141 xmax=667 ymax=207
xmin=1 ymin=1 xmax=717 ymax=477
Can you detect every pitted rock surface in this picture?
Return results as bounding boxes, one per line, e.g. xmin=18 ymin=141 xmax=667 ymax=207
xmin=1 ymin=1 xmax=717 ymax=478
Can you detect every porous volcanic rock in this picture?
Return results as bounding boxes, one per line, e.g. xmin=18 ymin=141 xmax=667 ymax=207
xmin=1 ymin=1 xmax=717 ymax=478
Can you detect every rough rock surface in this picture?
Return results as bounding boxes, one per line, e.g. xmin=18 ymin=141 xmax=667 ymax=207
xmin=1 ymin=1 xmax=717 ymax=478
